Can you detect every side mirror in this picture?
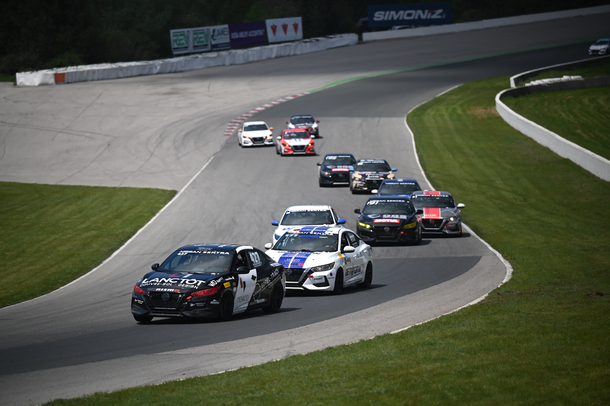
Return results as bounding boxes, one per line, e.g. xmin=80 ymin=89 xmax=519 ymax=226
xmin=342 ymin=245 xmax=355 ymax=253
xmin=276 ymin=135 xmax=281 ymax=140
xmin=371 ymin=189 xmax=378 ymax=194
xmin=316 ymin=120 xmax=320 ymax=123
xmin=286 ymin=121 xmax=289 ymax=124
xmin=337 ymin=218 xmax=346 ymax=225
xmin=269 ymin=127 xmax=274 ymax=130
xmin=271 ymin=220 xmax=279 ymax=226
xmin=392 ymin=168 xmax=397 ymax=171
xmin=416 ymin=209 xmax=423 ymax=215
xmin=151 ymin=263 xmax=159 ymax=271
xmin=457 ymin=203 xmax=465 ymax=209
xmin=317 ymin=162 xmax=322 ymax=166
xmin=354 ymin=208 xmax=361 ymax=214
xmin=264 ymin=243 xmax=273 ymax=249
xmin=238 ymin=129 xmax=242 ymax=132
xmin=236 ymin=266 xmax=250 ymax=274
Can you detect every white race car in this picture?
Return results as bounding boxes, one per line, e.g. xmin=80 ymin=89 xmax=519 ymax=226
xmin=238 ymin=121 xmax=274 ymax=147
xmin=271 ymin=205 xmax=346 ymax=244
xmin=265 ymin=226 xmax=373 ymax=294
xmin=588 ymin=38 xmax=609 ymax=56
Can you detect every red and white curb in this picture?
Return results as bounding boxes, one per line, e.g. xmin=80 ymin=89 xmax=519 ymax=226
xmin=223 ymin=92 xmax=310 ymax=136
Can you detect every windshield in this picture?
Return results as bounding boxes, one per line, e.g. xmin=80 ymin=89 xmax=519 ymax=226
xmin=362 ymin=199 xmax=414 ymax=215
xmin=291 ymin=116 xmax=314 ymax=124
xmin=323 ymin=156 xmax=355 ymax=166
xmin=274 ymin=232 xmax=338 ymax=252
xmin=411 ymin=195 xmax=456 ymax=208
xmin=378 ymin=182 xmax=420 ymax=195
xmin=282 ymin=131 xmax=308 ymax=139
xmin=281 ymin=210 xmax=334 ymax=225
xmin=595 ymin=39 xmax=609 ymax=45
xmin=159 ymin=249 xmax=232 ymax=273
xmin=244 ymin=124 xmax=268 ymax=131
xmin=356 ymin=162 xmax=390 ymax=172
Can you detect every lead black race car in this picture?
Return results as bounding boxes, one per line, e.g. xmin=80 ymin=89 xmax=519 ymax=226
xmin=131 ymin=244 xmax=286 ymax=323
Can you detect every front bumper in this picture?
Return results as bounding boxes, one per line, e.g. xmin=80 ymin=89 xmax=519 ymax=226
xmin=242 ymin=137 xmax=274 ymax=146
xmin=351 ymin=178 xmax=385 ymax=192
xmin=357 ymin=224 xmax=420 ymax=243
xmin=131 ymin=292 xmax=220 ymax=319
xmin=320 ymin=171 xmax=351 ymax=185
xmin=284 ymin=267 xmax=335 ymax=292
xmin=420 ymin=218 xmax=462 ymax=235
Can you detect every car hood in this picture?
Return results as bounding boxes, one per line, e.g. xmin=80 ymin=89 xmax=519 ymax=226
xmin=266 ymin=250 xmax=338 ymax=269
xmin=284 ymin=138 xmax=311 ymax=145
xmin=322 ymin=165 xmax=353 ymax=172
xmin=138 ymin=271 xmax=231 ymax=293
xmin=355 ymin=171 xmax=391 ymax=177
xmin=418 ymin=207 xmax=460 ymax=219
xmin=275 ymin=225 xmax=337 ymax=238
xmin=243 ymin=130 xmax=271 ymax=137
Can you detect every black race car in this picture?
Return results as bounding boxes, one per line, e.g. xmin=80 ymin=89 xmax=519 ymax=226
xmin=354 ymin=196 xmax=422 ymax=245
xmin=131 ymin=244 xmax=285 ymax=323
xmin=317 ymin=153 xmax=357 ymax=186
xmin=350 ymin=158 xmax=397 ymax=193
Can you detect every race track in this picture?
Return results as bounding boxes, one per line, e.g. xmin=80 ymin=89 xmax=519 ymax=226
xmin=0 ymin=14 xmax=607 ymax=405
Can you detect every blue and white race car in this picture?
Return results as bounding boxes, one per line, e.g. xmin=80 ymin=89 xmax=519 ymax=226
xmin=265 ymin=226 xmax=373 ymax=294
xmin=271 ymin=205 xmax=346 ymax=244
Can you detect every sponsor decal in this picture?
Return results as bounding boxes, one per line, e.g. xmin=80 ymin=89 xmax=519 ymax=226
xmin=229 ymin=21 xmax=267 ymax=48
xmin=423 ymin=208 xmax=442 ymax=219
xmin=141 ymin=277 xmax=207 ymax=288
xmin=223 ymin=282 xmax=232 ymax=288
xmin=374 ymin=219 xmax=400 ymax=223
xmin=332 ymin=168 xmax=350 ymax=172
xmin=368 ymin=3 xmax=452 ymax=27
xmin=278 ymin=251 xmax=315 ymax=268
xmin=423 ymin=190 xmax=441 ymax=195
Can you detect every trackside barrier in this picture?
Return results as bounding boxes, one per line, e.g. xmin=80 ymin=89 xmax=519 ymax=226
xmin=495 ymin=74 xmax=610 ymax=181
xmin=362 ymin=5 xmax=610 ymax=42
xmin=16 ymin=34 xmax=358 ymax=86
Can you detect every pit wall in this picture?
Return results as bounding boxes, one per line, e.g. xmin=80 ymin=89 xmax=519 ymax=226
xmin=362 ymin=5 xmax=610 ymax=42
xmin=16 ymin=34 xmax=357 ymax=86
xmin=496 ymin=56 xmax=610 ymax=181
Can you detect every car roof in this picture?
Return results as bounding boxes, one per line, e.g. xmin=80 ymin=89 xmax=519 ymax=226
xmin=176 ymin=243 xmax=251 ymax=253
xmin=282 ymin=226 xmax=344 ymax=235
xmin=380 ymin=178 xmax=419 ymax=184
xmin=411 ymin=190 xmax=453 ymax=196
xmin=291 ymin=114 xmax=314 ymax=118
xmin=242 ymin=121 xmax=268 ymax=126
xmin=356 ymin=158 xmax=388 ymax=164
xmin=324 ymin=153 xmax=355 ymax=158
xmin=284 ymin=205 xmax=333 ymax=212
xmin=366 ymin=195 xmax=410 ymax=202
xmin=282 ymin=128 xmax=309 ymax=133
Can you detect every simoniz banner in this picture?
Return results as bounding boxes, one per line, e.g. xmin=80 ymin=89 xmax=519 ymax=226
xmin=229 ymin=21 xmax=267 ymax=49
xmin=266 ymin=17 xmax=303 ymax=43
xmin=368 ymin=3 xmax=451 ymax=28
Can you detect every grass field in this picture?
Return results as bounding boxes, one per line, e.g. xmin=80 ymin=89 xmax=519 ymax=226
xmin=36 ymin=72 xmax=610 ymax=404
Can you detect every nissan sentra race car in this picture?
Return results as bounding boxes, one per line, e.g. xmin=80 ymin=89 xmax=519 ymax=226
xmin=271 ymin=205 xmax=346 ymax=244
xmin=265 ymin=226 xmax=372 ymax=294
xmin=588 ymin=38 xmax=609 ymax=56
xmin=411 ymin=190 xmax=465 ymax=236
xmin=354 ymin=196 xmax=422 ymax=245
xmin=317 ymin=153 xmax=357 ymax=186
xmin=286 ymin=114 xmax=320 ymax=137
xmin=350 ymin=158 xmax=397 ymax=193
xmin=276 ymin=128 xmax=315 ymax=156
xmin=238 ymin=121 xmax=274 ymax=147
xmin=131 ymin=244 xmax=285 ymax=323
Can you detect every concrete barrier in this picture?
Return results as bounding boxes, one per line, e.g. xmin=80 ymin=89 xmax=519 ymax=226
xmin=363 ymin=5 xmax=610 ymax=42
xmin=496 ymin=75 xmax=610 ymax=181
xmin=16 ymin=34 xmax=358 ymax=86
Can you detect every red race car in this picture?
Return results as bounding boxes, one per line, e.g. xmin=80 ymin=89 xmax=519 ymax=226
xmin=275 ymin=128 xmax=315 ymax=156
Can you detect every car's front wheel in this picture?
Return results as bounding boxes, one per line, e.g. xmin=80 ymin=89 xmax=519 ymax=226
xmin=333 ymin=269 xmax=344 ymax=295
xmin=263 ymin=282 xmax=284 ymax=314
xmin=217 ymin=291 xmax=234 ymax=321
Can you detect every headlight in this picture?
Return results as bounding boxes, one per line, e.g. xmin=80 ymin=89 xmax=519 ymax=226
xmin=358 ymin=221 xmax=371 ymax=229
xmin=387 ymin=173 xmax=395 ymax=179
xmin=353 ymin=171 xmax=362 ymax=180
xmin=309 ymin=262 xmax=335 ymax=273
xmin=449 ymin=217 xmax=456 ymax=222
xmin=321 ymin=171 xmax=331 ymax=176
xmin=402 ymin=221 xmax=417 ymax=229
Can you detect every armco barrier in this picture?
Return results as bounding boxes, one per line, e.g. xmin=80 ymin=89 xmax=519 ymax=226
xmin=510 ymin=55 xmax=610 ymax=87
xmin=496 ymin=76 xmax=610 ymax=181
xmin=362 ymin=5 xmax=610 ymax=42
xmin=16 ymin=34 xmax=357 ymax=86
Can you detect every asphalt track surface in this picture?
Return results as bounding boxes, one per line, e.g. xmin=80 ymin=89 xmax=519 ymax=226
xmin=0 ymin=14 xmax=608 ymax=405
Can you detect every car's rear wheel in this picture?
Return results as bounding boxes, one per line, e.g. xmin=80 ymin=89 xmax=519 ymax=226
xmin=217 ymin=291 xmax=234 ymax=321
xmin=133 ymin=314 xmax=153 ymax=324
xmin=263 ymin=282 xmax=284 ymax=313
xmin=358 ymin=263 xmax=373 ymax=289
xmin=333 ymin=269 xmax=344 ymax=295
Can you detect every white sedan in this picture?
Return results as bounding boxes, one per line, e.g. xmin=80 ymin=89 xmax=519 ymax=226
xmin=271 ymin=204 xmax=346 ymax=244
xmin=238 ymin=121 xmax=274 ymax=147
xmin=265 ymin=226 xmax=373 ymax=294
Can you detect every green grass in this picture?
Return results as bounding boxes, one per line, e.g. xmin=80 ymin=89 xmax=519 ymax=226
xmin=503 ymin=86 xmax=610 ymax=160
xmin=515 ymin=57 xmax=610 ymax=84
xmin=41 ymin=75 xmax=610 ymax=404
xmin=0 ymin=73 xmax=15 ymax=83
xmin=0 ymin=182 xmax=175 ymax=307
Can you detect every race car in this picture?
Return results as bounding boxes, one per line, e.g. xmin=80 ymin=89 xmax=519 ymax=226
xmin=317 ymin=153 xmax=357 ymax=186
xmin=588 ymin=38 xmax=609 ymax=56
xmin=372 ymin=178 xmax=422 ymax=197
xmin=410 ymin=190 xmax=465 ymax=236
xmin=238 ymin=121 xmax=274 ymax=147
xmin=286 ymin=114 xmax=319 ymax=137
xmin=271 ymin=204 xmax=346 ymax=244
xmin=131 ymin=244 xmax=285 ymax=323
xmin=350 ymin=158 xmax=397 ymax=193
xmin=276 ymin=128 xmax=315 ymax=156
xmin=354 ymin=196 xmax=422 ymax=245
xmin=265 ymin=226 xmax=372 ymax=294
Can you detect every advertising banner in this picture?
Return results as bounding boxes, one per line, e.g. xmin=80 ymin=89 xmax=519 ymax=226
xmin=266 ymin=17 xmax=303 ymax=43
xmin=192 ymin=27 xmax=211 ymax=52
xmin=229 ymin=21 xmax=267 ymax=49
xmin=209 ymin=25 xmax=230 ymax=50
xmin=170 ymin=29 xmax=191 ymax=54
xmin=367 ymin=3 xmax=452 ymax=28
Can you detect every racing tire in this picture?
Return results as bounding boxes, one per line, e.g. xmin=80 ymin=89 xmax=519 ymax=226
xmin=333 ymin=269 xmax=344 ymax=295
xmin=358 ymin=263 xmax=373 ymax=289
xmin=217 ymin=291 xmax=234 ymax=321
xmin=263 ymin=283 xmax=284 ymax=314
xmin=133 ymin=314 xmax=153 ymax=324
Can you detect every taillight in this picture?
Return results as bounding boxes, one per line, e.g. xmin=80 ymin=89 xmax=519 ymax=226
xmin=187 ymin=285 xmax=220 ymax=300
xmin=133 ymin=284 xmax=145 ymax=295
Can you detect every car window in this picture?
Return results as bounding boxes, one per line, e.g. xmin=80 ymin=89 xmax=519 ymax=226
xmin=281 ymin=209 xmax=334 ymax=225
xmin=411 ymin=195 xmax=455 ymax=208
xmin=346 ymin=231 xmax=359 ymax=247
xmin=379 ymin=182 xmax=420 ymax=194
xmin=356 ymin=161 xmax=391 ymax=172
xmin=234 ymin=251 xmax=250 ymax=270
xmin=275 ymin=232 xmax=338 ymax=252
xmin=341 ymin=233 xmax=350 ymax=250
xmin=362 ymin=199 xmax=415 ymax=215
